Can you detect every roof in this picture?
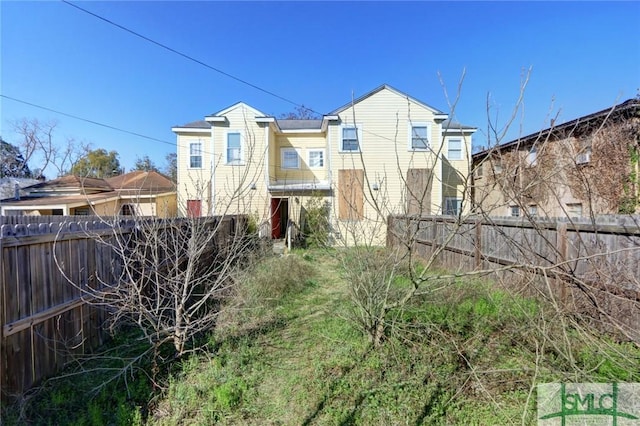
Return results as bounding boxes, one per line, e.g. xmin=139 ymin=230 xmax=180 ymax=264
xmin=179 ymin=120 xmax=210 ymax=129
xmin=277 ymin=119 xmax=323 ymax=130
xmin=0 ymin=192 xmax=118 ymax=207
xmin=106 ymin=171 xmax=175 ymax=193
xmin=473 ymin=98 xmax=640 ymax=160
xmin=441 ymin=119 xmax=477 ymax=132
xmin=26 ymin=175 xmax=113 ymax=192
xmin=330 ymin=84 xmax=445 ymax=115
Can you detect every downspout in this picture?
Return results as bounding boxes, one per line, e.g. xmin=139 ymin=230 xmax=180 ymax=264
xmin=210 ymin=126 xmax=215 ymax=215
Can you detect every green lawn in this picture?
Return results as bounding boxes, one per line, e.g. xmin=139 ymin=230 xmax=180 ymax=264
xmin=3 ymin=248 xmax=639 ymax=425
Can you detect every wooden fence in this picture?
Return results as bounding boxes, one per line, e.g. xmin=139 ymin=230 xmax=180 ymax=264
xmin=387 ymin=215 xmax=640 ymax=341
xmin=0 ymin=215 xmax=244 ymax=399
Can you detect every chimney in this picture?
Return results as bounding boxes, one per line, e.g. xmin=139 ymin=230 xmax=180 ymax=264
xmin=14 ymin=182 xmax=20 ymax=201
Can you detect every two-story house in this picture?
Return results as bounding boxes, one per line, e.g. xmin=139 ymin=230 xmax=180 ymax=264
xmin=472 ymin=98 xmax=640 ymax=218
xmin=172 ymin=84 xmax=476 ymax=244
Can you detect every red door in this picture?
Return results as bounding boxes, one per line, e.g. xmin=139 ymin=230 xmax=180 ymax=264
xmin=271 ymin=198 xmax=282 ymax=239
xmin=187 ymin=200 xmax=201 ymax=218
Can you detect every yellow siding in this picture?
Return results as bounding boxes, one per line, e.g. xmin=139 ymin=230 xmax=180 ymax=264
xmin=176 ymin=130 xmax=211 ymax=216
xmin=174 ymin=88 xmax=474 ymax=245
xmin=210 ymin=105 xmax=269 ymax=221
xmin=329 ymin=88 xmax=445 ymax=243
xmin=273 ymin=133 xmax=328 ymax=183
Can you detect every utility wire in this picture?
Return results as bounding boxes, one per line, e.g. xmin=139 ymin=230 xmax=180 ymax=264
xmin=60 ymin=0 xmax=317 ymax=115
xmin=2 ymin=94 xmax=275 ymax=168
xmin=1 ymin=94 xmax=176 ymax=147
xmin=59 ymin=1 xmax=421 ymax=147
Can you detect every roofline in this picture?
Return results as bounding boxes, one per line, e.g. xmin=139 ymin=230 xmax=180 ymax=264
xmin=255 ymin=115 xmax=338 ymax=133
xmin=171 ymin=126 xmax=210 ymax=133
xmin=329 ymin=84 xmax=445 ymax=115
xmin=208 ymin=101 xmax=266 ymax=118
xmin=472 ymin=98 xmax=639 ymax=160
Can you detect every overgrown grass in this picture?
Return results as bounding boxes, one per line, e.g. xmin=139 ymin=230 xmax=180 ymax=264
xmin=3 ymin=249 xmax=638 ymax=425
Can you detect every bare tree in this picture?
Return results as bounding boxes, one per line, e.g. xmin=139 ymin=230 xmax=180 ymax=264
xmin=12 ymin=118 xmax=90 ymax=178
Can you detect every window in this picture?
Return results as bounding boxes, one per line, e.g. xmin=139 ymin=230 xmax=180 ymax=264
xmin=410 ymin=124 xmax=429 ymax=150
xmin=566 ymin=203 xmax=583 ymax=218
xmin=120 ymin=204 xmax=136 ymax=216
xmin=226 ymin=132 xmax=242 ymax=164
xmin=492 ymin=159 xmax=503 ymax=174
xmin=308 ymin=149 xmax=324 ymax=168
xmin=447 ymin=138 xmax=462 ymax=160
xmin=190 ymin=142 xmax=202 ymax=168
xmin=527 ymin=146 xmax=538 ymax=167
xmin=528 ymin=205 xmax=538 ymax=216
xmin=281 ymin=148 xmax=300 ymax=169
xmin=474 ymin=163 xmax=483 ymax=179
xmin=74 ymin=207 xmax=90 ymax=216
xmin=576 ymin=147 xmax=591 ymax=165
xmin=510 ymin=205 xmax=521 ymax=217
xmin=341 ymin=126 xmax=360 ymax=152
xmin=444 ymin=198 xmax=462 ymax=215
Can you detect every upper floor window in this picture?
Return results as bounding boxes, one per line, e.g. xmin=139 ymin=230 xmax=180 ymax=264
xmin=308 ymin=149 xmax=325 ymax=168
xmin=281 ymin=148 xmax=300 ymax=169
xmin=341 ymin=126 xmax=360 ymax=152
xmin=492 ymin=159 xmax=503 ymax=175
xmin=190 ymin=142 xmax=202 ymax=168
xmin=576 ymin=146 xmax=592 ymax=165
xmin=510 ymin=205 xmax=521 ymax=217
xmin=226 ymin=132 xmax=242 ymax=164
xmin=527 ymin=145 xmax=538 ymax=167
xmin=410 ymin=124 xmax=430 ymax=150
xmin=447 ymin=138 xmax=462 ymax=160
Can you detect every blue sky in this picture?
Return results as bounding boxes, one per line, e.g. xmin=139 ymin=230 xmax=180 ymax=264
xmin=1 ymin=1 xmax=639 ymax=176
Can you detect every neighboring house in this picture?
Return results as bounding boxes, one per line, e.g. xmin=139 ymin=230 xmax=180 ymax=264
xmin=0 ymin=177 xmax=40 ymax=200
xmin=172 ymin=84 xmax=476 ymax=243
xmin=0 ymin=171 xmax=177 ymax=217
xmin=472 ymin=98 xmax=640 ymax=218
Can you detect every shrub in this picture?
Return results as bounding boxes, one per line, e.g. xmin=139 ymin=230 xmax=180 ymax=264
xmin=302 ymin=194 xmax=331 ymax=247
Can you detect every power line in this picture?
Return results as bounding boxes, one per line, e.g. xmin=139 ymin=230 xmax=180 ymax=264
xmin=1 ymin=94 xmax=176 ymax=147
xmin=60 ymin=0 xmax=318 ymax=115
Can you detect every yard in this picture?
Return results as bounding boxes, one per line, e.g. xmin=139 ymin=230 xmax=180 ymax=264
xmin=2 ymin=248 xmax=639 ymax=425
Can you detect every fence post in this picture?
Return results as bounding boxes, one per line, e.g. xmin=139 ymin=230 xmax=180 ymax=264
xmin=556 ymin=222 xmax=568 ymax=305
xmin=475 ymin=219 xmax=483 ymax=270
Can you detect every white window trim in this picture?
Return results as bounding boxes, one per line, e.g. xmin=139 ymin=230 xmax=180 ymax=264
xmin=510 ymin=205 xmax=521 ymax=217
xmin=281 ymin=148 xmax=300 ymax=169
xmin=446 ymin=137 xmax=463 ymax=160
xmin=408 ymin=122 xmax=431 ymax=151
xmin=339 ymin=124 xmax=362 ymax=153
xmin=225 ymin=130 xmax=244 ymax=165
xmin=189 ymin=141 xmax=203 ymax=169
xmin=307 ymin=149 xmax=325 ymax=168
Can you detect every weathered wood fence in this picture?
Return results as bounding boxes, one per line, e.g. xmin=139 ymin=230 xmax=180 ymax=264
xmin=0 ymin=215 xmax=244 ymax=399
xmin=387 ymin=215 xmax=640 ymax=341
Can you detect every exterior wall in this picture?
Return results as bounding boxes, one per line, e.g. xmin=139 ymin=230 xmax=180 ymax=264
xmin=473 ymin=116 xmax=640 ymax=218
xmin=328 ymin=89 xmax=451 ymax=244
xmin=91 ymin=199 xmax=120 ymax=216
xmin=155 ymin=193 xmax=178 ymax=218
xmin=210 ymin=105 xmax=269 ymax=221
xmin=174 ymin=88 xmax=475 ymax=245
xmin=272 ymin=133 xmax=328 ymax=184
xmin=176 ymin=130 xmax=212 ymax=216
